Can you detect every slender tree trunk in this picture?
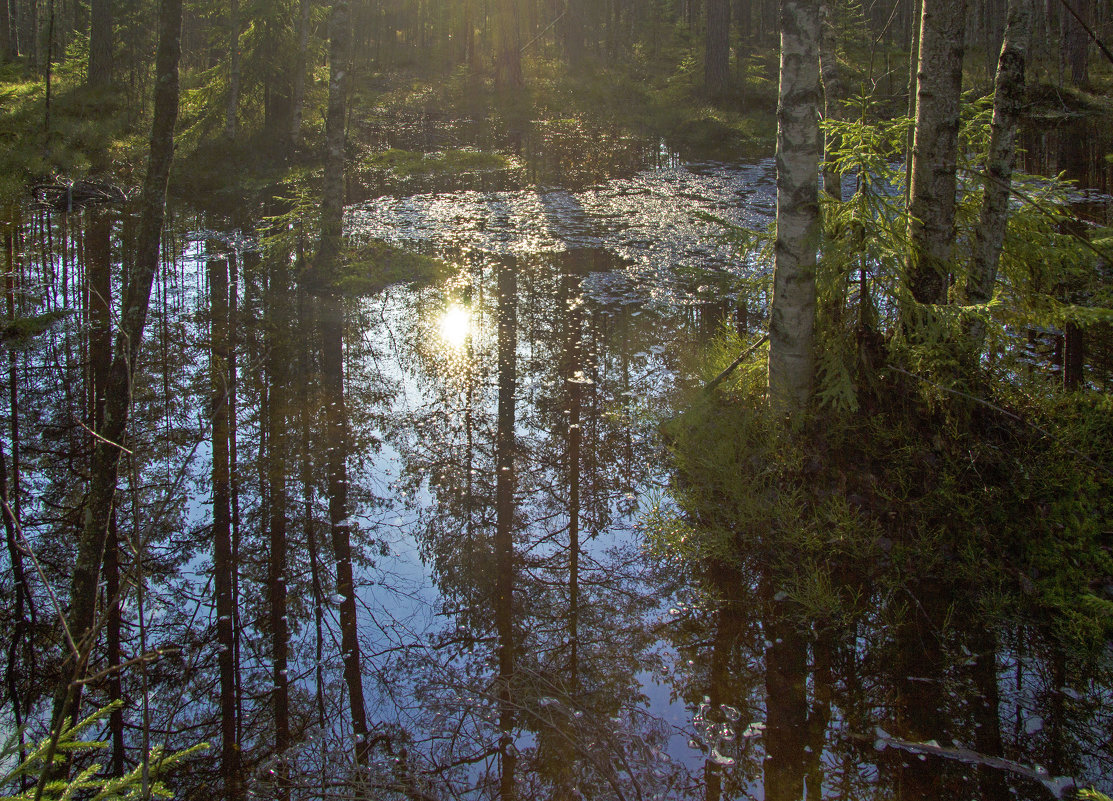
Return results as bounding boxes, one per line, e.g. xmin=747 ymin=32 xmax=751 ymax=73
xmin=904 ymin=0 xmax=923 ymax=205
xmin=52 ymin=0 xmax=181 ymax=733
xmin=86 ymin=206 xmax=123 ymax=775
xmin=289 ymin=0 xmax=311 ymax=151
xmin=314 ymin=0 xmax=350 ymax=290
xmin=906 ymin=0 xmax=967 ymax=306
xmin=767 ymin=0 xmax=820 ymax=413
xmin=819 ymin=0 xmax=843 ymax=201
xmin=963 ymin=0 xmax=1032 ymax=348
xmin=266 ymin=257 xmax=291 ymax=801
xmin=87 ymin=0 xmax=111 ymax=87
xmin=0 ymin=0 xmax=11 ymax=61
xmin=224 ymin=0 xmax=239 ymax=140
xmin=495 ymin=257 xmax=518 ymax=801
xmin=315 ymin=1 xmax=370 ymax=767
xmin=705 ymin=0 xmax=731 ymax=96
xmin=209 ymin=257 xmax=243 ymax=801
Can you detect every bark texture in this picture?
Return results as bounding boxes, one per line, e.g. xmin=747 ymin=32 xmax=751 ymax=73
xmin=768 ymin=0 xmax=820 ymax=413
xmin=906 ymin=0 xmax=967 ymax=306
xmin=963 ymin=0 xmax=1032 ymax=348
xmin=705 ymin=0 xmax=732 ymax=97
xmin=87 ymin=0 xmax=111 ymax=87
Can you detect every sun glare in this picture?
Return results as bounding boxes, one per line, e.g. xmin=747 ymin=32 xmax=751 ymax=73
xmin=439 ymin=303 xmax=473 ymax=350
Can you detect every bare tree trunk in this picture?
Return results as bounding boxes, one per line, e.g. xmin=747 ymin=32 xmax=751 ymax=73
xmin=208 ymin=256 xmax=243 ymax=801
xmin=495 ymin=257 xmax=518 ymax=801
xmin=86 ymin=206 xmax=123 ymax=775
xmin=87 ymin=0 xmax=110 ymax=87
xmin=495 ymin=0 xmax=522 ymax=88
xmin=906 ymin=0 xmax=967 ymax=306
xmin=266 ymin=257 xmax=291 ymax=801
xmin=288 ymin=0 xmax=311 ymax=151
xmin=705 ymin=0 xmax=731 ymax=96
xmin=52 ymin=0 xmax=181 ymax=733
xmin=767 ymin=0 xmax=820 ymax=413
xmin=0 ymin=0 xmax=11 ymax=61
xmin=963 ymin=0 xmax=1032 ymax=349
xmin=314 ymin=0 xmax=350 ymax=290
xmin=315 ymin=0 xmax=370 ymax=768
xmin=224 ymin=0 xmax=240 ymax=140
xmin=819 ymin=0 xmax=843 ymax=201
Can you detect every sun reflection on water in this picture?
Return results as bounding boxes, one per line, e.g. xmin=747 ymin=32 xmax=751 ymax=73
xmin=439 ymin=303 xmax=473 ymax=350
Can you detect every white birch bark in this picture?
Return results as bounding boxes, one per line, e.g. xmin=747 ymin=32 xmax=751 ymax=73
xmin=768 ymin=0 xmax=821 ymax=413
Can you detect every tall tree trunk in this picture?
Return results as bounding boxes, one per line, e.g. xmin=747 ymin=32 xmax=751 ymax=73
xmin=495 ymin=257 xmax=518 ymax=801
xmin=1060 ymin=0 xmax=1090 ymax=87
xmin=314 ymin=0 xmax=349 ymax=290
xmin=963 ymin=0 xmax=1032 ymax=349
xmin=705 ymin=0 xmax=731 ymax=96
xmin=819 ymin=0 xmax=843 ymax=201
xmin=315 ymin=0 xmax=370 ymax=768
xmin=289 ymin=0 xmax=311 ymax=151
xmin=224 ymin=0 xmax=239 ymax=140
xmin=209 ymin=257 xmax=243 ymax=801
xmin=86 ymin=206 xmax=123 ymax=775
xmin=495 ymin=0 xmax=522 ymax=88
xmin=320 ymin=292 xmax=372 ymax=767
xmin=0 ymin=0 xmax=11 ymax=61
xmin=767 ymin=0 xmax=820 ymax=413
xmin=906 ymin=0 xmax=967 ymax=306
xmin=266 ymin=257 xmax=291 ymax=801
xmin=52 ymin=0 xmax=181 ymax=733
xmin=87 ymin=0 xmax=110 ymax=87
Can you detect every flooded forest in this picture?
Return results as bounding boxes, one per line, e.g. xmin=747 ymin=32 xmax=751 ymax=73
xmin=2 ymin=0 xmax=1113 ymax=799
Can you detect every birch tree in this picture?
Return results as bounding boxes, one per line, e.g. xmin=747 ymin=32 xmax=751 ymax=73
xmin=767 ymin=0 xmax=821 ymax=413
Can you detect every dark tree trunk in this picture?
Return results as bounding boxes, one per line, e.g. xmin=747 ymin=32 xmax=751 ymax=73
xmin=209 ymin=257 xmax=243 ymax=801
xmin=320 ymin=293 xmax=371 ymax=767
xmin=705 ymin=0 xmax=731 ymax=96
xmin=86 ymin=206 xmax=122 ymax=775
xmin=266 ymin=257 xmax=291 ymax=801
xmin=87 ymin=0 xmax=111 ymax=87
xmin=289 ymin=0 xmax=311 ymax=151
xmin=763 ymin=585 xmax=807 ymax=801
xmin=52 ymin=0 xmax=181 ymax=733
xmin=495 ymin=257 xmax=518 ymax=801
xmin=496 ymin=0 xmax=522 ymax=88
xmin=224 ymin=0 xmax=239 ymax=139
xmin=819 ymin=0 xmax=843 ymax=200
xmin=315 ymin=0 xmax=370 ymax=768
xmin=906 ymin=0 xmax=967 ymax=306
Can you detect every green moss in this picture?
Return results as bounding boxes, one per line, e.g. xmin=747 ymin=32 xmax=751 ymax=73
xmin=362 ymin=148 xmax=512 ymax=178
xmin=340 ymin=240 xmax=450 ymax=295
xmin=1 ymin=311 xmax=73 ymax=345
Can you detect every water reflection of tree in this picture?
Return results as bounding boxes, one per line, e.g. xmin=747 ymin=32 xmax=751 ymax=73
xmin=371 ymin=248 xmax=682 ymax=800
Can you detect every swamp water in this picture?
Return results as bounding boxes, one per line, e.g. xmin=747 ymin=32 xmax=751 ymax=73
xmin=7 ymin=119 xmax=1113 ymax=800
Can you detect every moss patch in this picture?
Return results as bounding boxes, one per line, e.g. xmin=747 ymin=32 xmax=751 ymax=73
xmin=340 ymin=239 xmax=450 ymax=295
xmin=362 ymin=148 xmax=512 ymax=178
